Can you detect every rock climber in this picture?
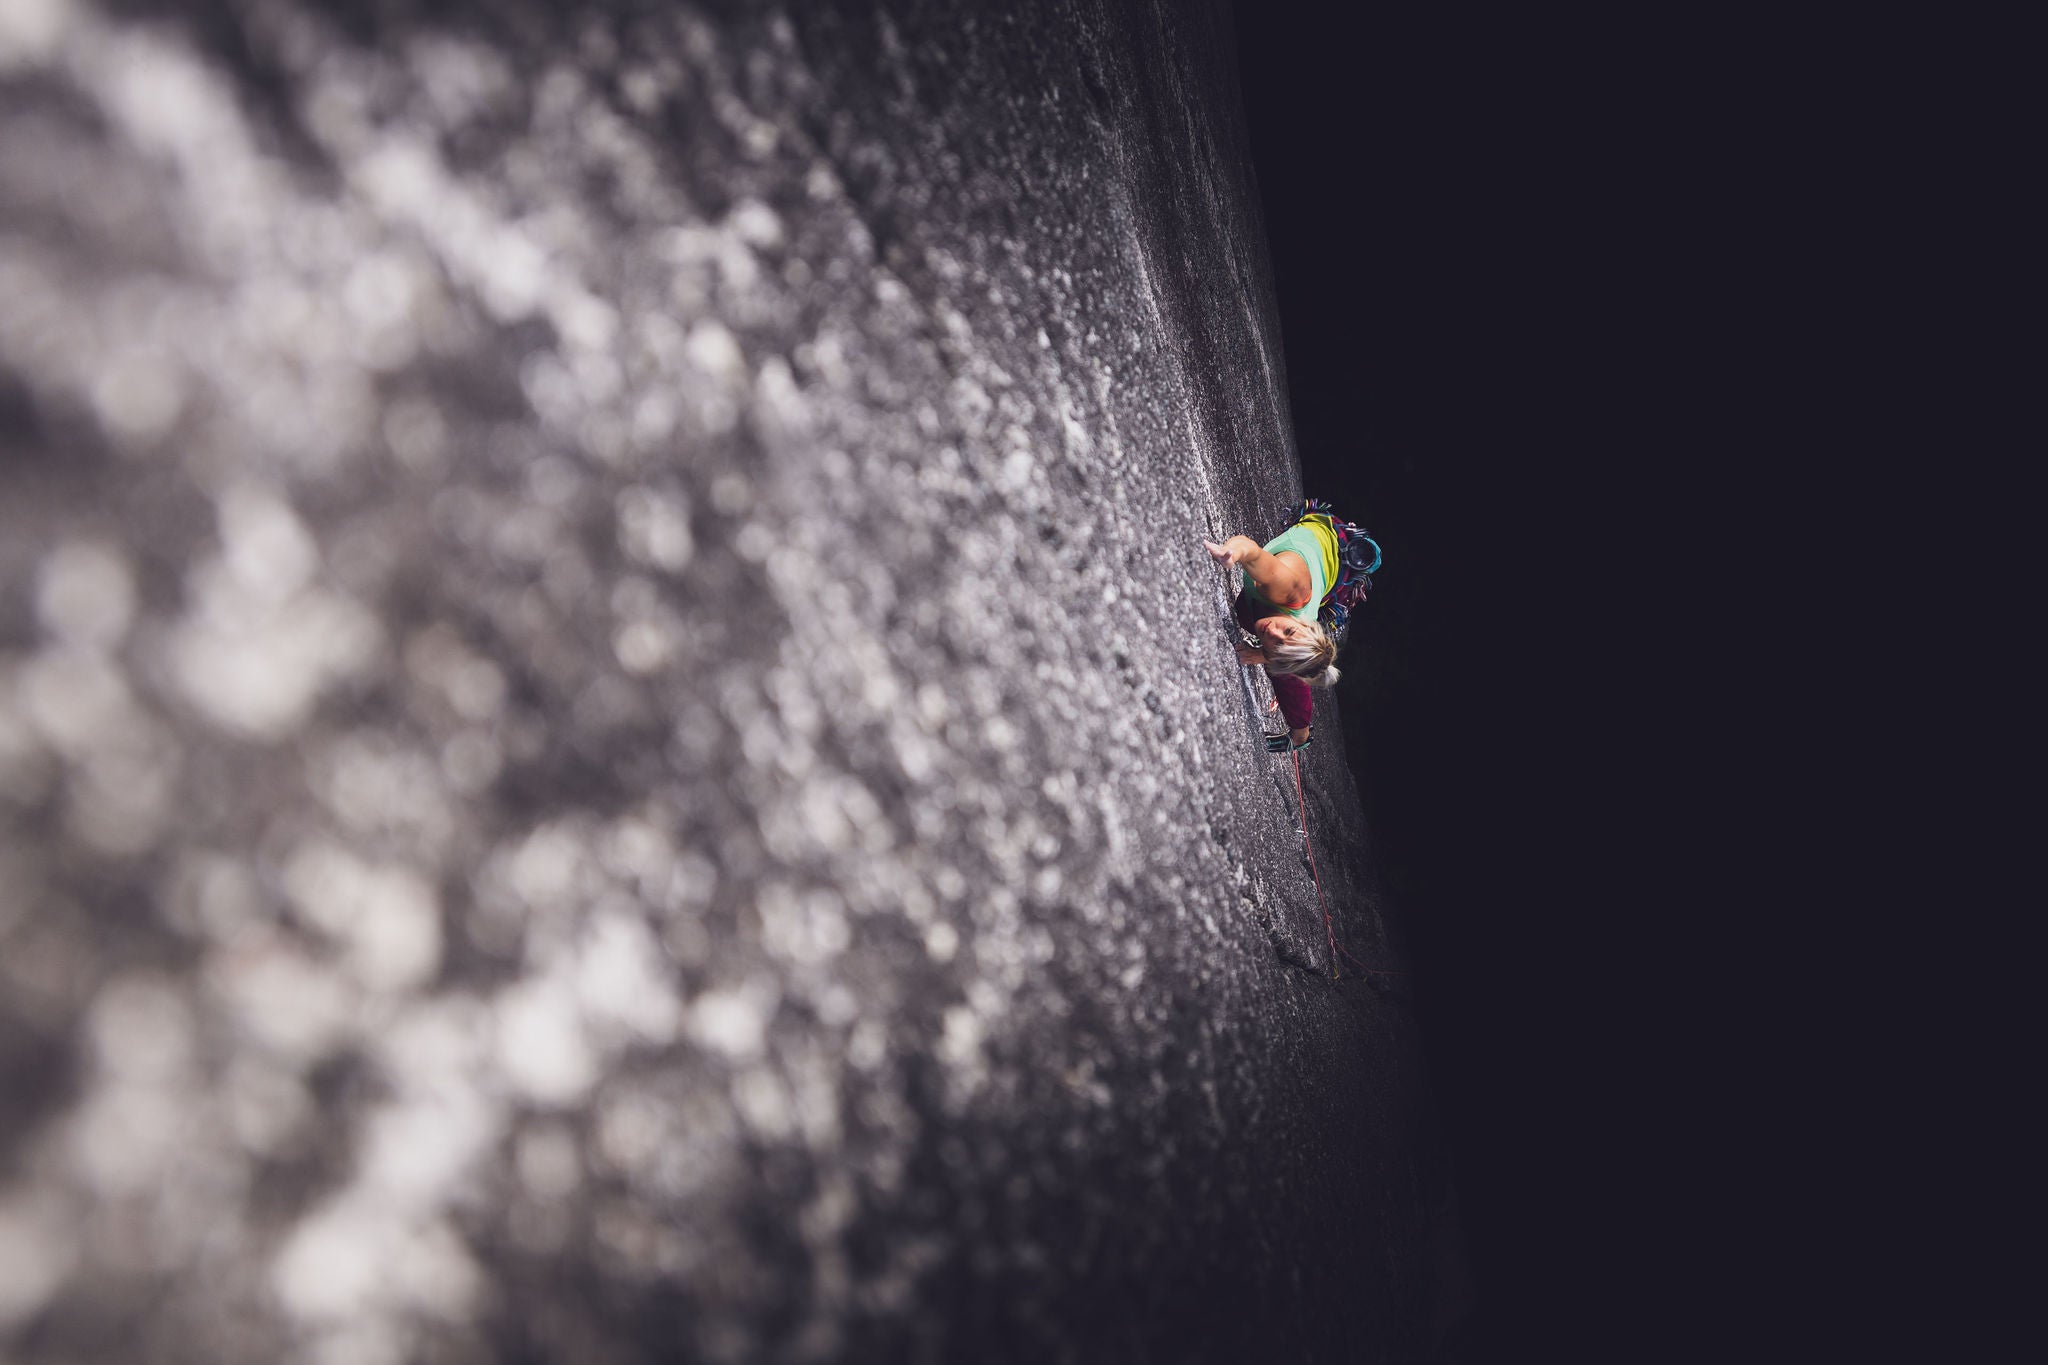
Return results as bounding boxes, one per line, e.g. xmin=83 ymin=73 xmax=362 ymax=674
xmin=1205 ymin=500 xmax=1378 ymax=754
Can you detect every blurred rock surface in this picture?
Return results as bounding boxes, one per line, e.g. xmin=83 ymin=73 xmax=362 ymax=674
xmin=0 ymin=1 xmax=1451 ymax=1359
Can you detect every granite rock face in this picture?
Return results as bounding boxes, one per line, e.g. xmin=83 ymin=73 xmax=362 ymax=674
xmin=0 ymin=1 xmax=1444 ymax=1359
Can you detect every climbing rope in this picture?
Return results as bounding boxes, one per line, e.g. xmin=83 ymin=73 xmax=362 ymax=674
xmin=1290 ymin=747 xmax=1405 ymax=982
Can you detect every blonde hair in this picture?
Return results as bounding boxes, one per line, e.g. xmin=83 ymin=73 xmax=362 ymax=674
xmin=1264 ymin=620 xmax=1341 ymax=687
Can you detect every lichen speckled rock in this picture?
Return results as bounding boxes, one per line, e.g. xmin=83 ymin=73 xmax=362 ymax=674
xmin=1 ymin=1 xmax=1446 ymax=1360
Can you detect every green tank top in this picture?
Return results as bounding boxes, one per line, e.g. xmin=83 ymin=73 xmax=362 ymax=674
xmin=1242 ymin=520 xmax=1338 ymax=621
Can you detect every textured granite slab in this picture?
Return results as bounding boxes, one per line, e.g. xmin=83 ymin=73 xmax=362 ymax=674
xmin=0 ymin=2 xmax=1444 ymax=1359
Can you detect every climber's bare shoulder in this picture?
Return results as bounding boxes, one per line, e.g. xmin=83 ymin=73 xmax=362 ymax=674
xmin=1264 ymin=550 xmax=1312 ymax=609
xmin=1205 ymin=535 xmax=1310 ymax=609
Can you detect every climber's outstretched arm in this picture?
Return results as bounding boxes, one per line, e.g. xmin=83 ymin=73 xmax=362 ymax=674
xmin=1204 ymin=536 xmax=1311 ymax=610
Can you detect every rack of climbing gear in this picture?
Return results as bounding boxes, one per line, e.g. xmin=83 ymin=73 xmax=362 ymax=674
xmin=1285 ymin=498 xmax=1381 ymax=647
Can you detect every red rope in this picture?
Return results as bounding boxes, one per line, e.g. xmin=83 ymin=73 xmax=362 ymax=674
xmin=1291 ymin=747 xmax=1406 ymax=981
